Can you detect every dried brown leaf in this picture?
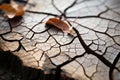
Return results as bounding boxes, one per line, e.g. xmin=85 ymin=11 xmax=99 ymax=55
xmin=46 ymin=18 xmax=75 ymax=35
xmin=0 ymin=0 xmax=25 ymax=19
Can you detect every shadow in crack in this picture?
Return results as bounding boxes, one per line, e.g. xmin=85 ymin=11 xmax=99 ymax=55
xmin=0 ymin=49 xmax=75 ymax=80
xmin=9 ymin=16 xmax=23 ymax=27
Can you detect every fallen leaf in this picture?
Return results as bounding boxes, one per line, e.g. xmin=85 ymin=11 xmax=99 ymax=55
xmin=46 ymin=18 xmax=75 ymax=35
xmin=0 ymin=0 xmax=25 ymax=19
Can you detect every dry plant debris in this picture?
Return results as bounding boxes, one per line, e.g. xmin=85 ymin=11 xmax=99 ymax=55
xmin=46 ymin=18 xmax=75 ymax=35
xmin=0 ymin=0 xmax=25 ymax=19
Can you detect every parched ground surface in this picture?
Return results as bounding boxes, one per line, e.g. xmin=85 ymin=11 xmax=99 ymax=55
xmin=0 ymin=0 xmax=120 ymax=80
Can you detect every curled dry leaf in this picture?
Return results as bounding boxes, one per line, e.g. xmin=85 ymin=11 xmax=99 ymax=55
xmin=46 ymin=18 xmax=75 ymax=35
xmin=0 ymin=0 xmax=25 ymax=18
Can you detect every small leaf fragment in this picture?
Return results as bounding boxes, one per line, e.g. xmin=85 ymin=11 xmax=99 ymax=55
xmin=0 ymin=0 xmax=25 ymax=18
xmin=46 ymin=18 xmax=75 ymax=35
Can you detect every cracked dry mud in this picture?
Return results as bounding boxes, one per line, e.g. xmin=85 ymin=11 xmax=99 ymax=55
xmin=0 ymin=0 xmax=120 ymax=80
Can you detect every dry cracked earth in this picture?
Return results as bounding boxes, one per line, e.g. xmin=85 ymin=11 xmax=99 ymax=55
xmin=0 ymin=0 xmax=120 ymax=80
